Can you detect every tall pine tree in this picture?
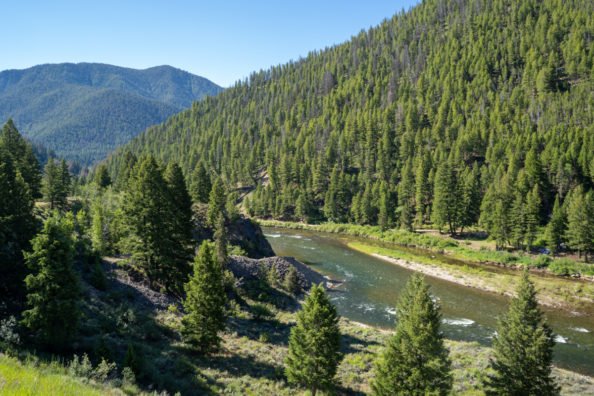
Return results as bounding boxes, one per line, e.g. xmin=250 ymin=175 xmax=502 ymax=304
xmin=207 ymin=177 xmax=227 ymax=226
xmin=484 ymin=270 xmax=559 ymax=395
xmin=372 ymin=274 xmax=452 ymax=395
xmin=123 ymin=156 xmax=191 ymax=294
xmin=94 ymin=163 xmax=112 ymax=189
xmin=181 ymin=242 xmax=227 ymax=353
xmin=285 ymin=284 xmax=342 ymax=396
xmin=432 ymin=161 xmax=461 ymax=235
xmin=189 ymin=163 xmax=212 ymax=203
xmin=398 ymin=160 xmax=415 ymax=231
xmin=42 ymin=158 xmax=70 ymax=211
xmin=214 ymin=212 xmax=228 ymax=266
xmin=22 ymin=214 xmax=81 ymax=350
xmin=0 ymin=149 xmax=36 ymax=312
xmin=0 ymin=120 xmax=42 ymax=198
xmin=545 ymin=195 xmax=566 ymax=254
xmin=565 ymin=187 xmax=594 ymax=261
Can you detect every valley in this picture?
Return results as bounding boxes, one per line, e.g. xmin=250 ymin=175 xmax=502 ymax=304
xmin=1 ymin=0 xmax=594 ymax=394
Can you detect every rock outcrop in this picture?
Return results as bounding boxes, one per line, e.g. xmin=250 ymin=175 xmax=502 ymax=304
xmin=228 ymin=255 xmax=326 ymax=290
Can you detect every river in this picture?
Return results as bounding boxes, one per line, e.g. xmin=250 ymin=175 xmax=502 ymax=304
xmin=263 ymin=227 xmax=594 ymax=376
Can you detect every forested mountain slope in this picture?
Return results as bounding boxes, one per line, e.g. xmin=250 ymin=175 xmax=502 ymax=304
xmin=0 ymin=63 xmax=222 ymax=165
xmin=109 ymin=0 xmax=594 ymax=252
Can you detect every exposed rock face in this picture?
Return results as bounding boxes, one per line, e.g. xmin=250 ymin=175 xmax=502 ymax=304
xmin=227 ymin=255 xmax=326 ymax=290
xmin=192 ymin=204 xmax=274 ymax=258
xmin=227 ymin=217 xmax=275 ymax=258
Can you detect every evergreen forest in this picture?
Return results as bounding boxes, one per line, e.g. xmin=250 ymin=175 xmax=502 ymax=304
xmin=109 ymin=0 xmax=594 ymax=258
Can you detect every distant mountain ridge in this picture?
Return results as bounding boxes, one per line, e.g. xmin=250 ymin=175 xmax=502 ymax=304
xmin=0 ymin=63 xmax=222 ymax=165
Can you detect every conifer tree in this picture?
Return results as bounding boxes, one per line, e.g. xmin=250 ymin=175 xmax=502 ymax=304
xmin=481 ymin=174 xmax=514 ymax=250
xmin=115 ymin=150 xmax=137 ymax=191
xmin=285 ymin=284 xmax=341 ymax=396
xmin=0 ymin=150 xmax=36 ymax=310
xmin=181 ymin=242 xmax=227 ymax=353
xmin=484 ymin=270 xmax=559 ymax=395
xmin=163 ymin=162 xmax=194 ymax=290
xmin=283 ymin=266 xmax=301 ymax=295
xmin=525 ymin=185 xmax=541 ymax=251
xmin=164 ymin=163 xmax=193 ymax=242
xmin=123 ymin=156 xmax=168 ymax=286
xmin=0 ymin=119 xmax=42 ymax=198
xmin=378 ymin=181 xmax=393 ymax=231
xmin=545 ymin=195 xmax=566 ymax=254
xmin=414 ymin=153 xmax=431 ymax=226
xmin=295 ymin=190 xmax=312 ymax=223
xmin=372 ymin=274 xmax=452 ymax=395
xmin=492 ymin=200 xmax=511 ymax=250
xmin=207 ymin=177 xmax=227 ymax=226
xmin=324 ymin=165 xmax=349 ymax=222
xmin=510 ymin=192 xmax=527 ymax=250
xmin=214 ymin=212 xmax=228 ymax=266
xmin=189 ymin=163 xmax=212 ymax=203
xmin=460 ymin=164 xmax=481 ymax=232
xmin=432 ymin=161 xmax=461 ymax=235
xmin=123 ymin=343 xmax=142 ymax=377
xmin=398 ymin=161 xmax=415 ymax=231
xmin=94 ymin=164 xmax=112 ymax=188
xmin=123 ymin=156 xmax=191 ymax=294
xmin=59 ymin=159 xmax=71 ymax=199
xmin=22 ymin=214 xmax=81 ymax=349
xmin=103 ymin=0 xmax=594 ymax=249
xmin=90 ymin=198 xmax=109 ymax=255
xmin=565 ymin=187 xmax=594 ymax=261
xmin=42 ymin=158 xmax=70 ymax=211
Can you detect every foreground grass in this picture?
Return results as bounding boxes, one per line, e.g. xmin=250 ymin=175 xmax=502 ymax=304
xmin=0 ymin=354 xmax=123 ymax=396
xmin=3 ymin=309 xmax=593 ymax=396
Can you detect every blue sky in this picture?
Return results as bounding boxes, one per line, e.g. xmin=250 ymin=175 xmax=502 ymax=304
xmin=1 ymin=1 xmax=420 ymax=87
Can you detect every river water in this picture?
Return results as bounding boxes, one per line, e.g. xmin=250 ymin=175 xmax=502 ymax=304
xmin=263 ymin=227 xmax=594 ymax=376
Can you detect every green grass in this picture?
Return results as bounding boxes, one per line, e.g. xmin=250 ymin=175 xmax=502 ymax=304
xmin=0 ymin=354 xmax=122 ymax=396
xmin=348 ymin=241 xmax=594 ymax=314
xmin=3 ymin=313 xmax=592 ymax=396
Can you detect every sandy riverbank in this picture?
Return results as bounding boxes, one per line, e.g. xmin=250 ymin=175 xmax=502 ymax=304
xmin=367 ymin=251 xmax=587 ymax=313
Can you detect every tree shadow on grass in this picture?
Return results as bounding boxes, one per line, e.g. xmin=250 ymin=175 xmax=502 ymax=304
xmin=340 ymin=332 xmax=381 ymax=355
xmin=335 ymin=384 xmax=368 ymax=396
xmin=228 ymin=316 xmax=292 ymax=346
xmin=172 ymin=343 xmax=285 ymax=390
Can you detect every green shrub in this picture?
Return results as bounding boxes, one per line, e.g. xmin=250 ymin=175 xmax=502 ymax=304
xmin=251 ymin=303 xmax=273 ymax=321
xmin=283 ymin=266 xmax=301 ymax=295
xmin=93 ymin=359 xmax=117 ymax=382
xmin=549 ymin=259 xmax=578 ymax=276
xmin=229 ymin=245 xmax=248 ymax=256
xmin=68 ymin=354 xmax=93 ymax=378
xmin=499 ymin=253 xmax=518 ymax=264
xmin=258 ymin=332 xmax=270 ymax=343
xmin=123 ymin=343 xmax=143 ymax=378
xmin=267 ymin=265 xmax=280 ymax=288
xmin=532 ymin=255 xmax=551 ymax=269
xmin=0 ymin=316 xmax=21 ymax=355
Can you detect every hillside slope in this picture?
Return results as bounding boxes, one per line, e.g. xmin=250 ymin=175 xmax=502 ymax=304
xmin=0 ymin=63 xmax=222 ymax=164
xmin=108 ymin=0 xmax=594 ymax=247
xmin=3 ymin=259 xmax=592 ymax=396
